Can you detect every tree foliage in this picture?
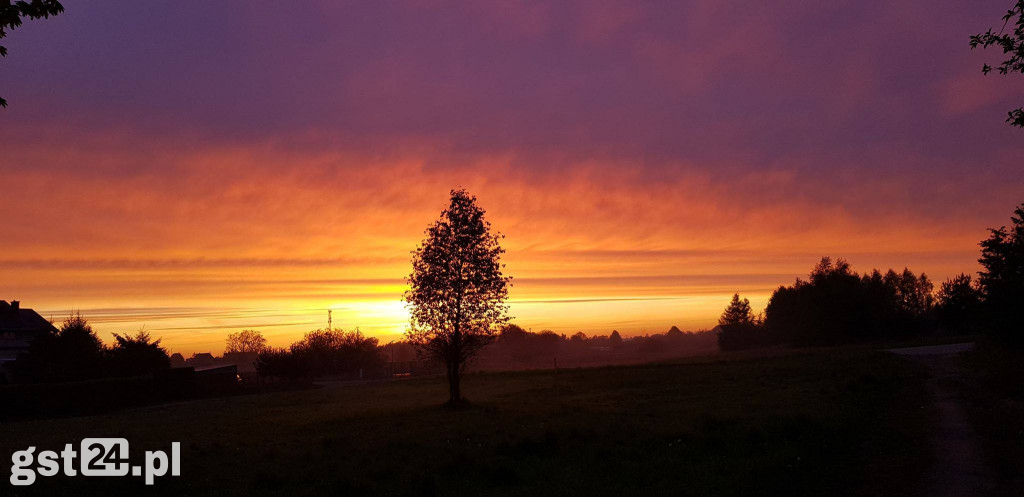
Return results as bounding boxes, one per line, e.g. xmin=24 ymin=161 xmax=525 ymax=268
xmin=0 ymin=0 xmax=64 ymax=107
xmin=107 ymin=330 xmax=170 ymax=377
xmin=977 ymin=203 xmax=1024 ymax=344
xmin=716 ymin=293 xmax=767 ymax=350
xmin=254 ymin=348 xmax=303 ymax=380
xmin=255 ymin=328 xmax=382 ymax=379
xmin=970 ymin=1 xmax=1024 ymax=127
xmin=11 ymin=312 xmax=104 ymax=382
xmin=719 ymin=293 xmax=754 ymax=326
xmin=495 ymin=324 xmax=561 ymax=361
xmin=764 ymin=257 xmax=934 ymax=346
xmin=935 ymin=273 xmax=983 ymax=334
xmin=290 ymin=328 xmax=381 ymax=375
xmin=11 ymin=314 xmax=171 ymax=382
xmin=225 ymin=329 xmax=268 ymax=354
xmin=404 ymin=189 xmax=511 ymax=404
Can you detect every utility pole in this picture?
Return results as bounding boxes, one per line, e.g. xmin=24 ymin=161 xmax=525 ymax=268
xmin=327 ymin=309 xmax=332 ymax=330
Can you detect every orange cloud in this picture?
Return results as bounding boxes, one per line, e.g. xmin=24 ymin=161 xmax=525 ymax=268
xmin=1 ymin=137 xmax=994 ymax=354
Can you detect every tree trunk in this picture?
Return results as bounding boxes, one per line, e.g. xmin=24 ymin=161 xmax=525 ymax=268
xmin=450 ymin=302 xmax=462 ymax=405
xmin=448 ymin=360 xmax=461 ymax=404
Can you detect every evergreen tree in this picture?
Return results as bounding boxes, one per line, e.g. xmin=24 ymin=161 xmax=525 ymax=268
xmin=719 ymin=293 xmax=753 ymax=326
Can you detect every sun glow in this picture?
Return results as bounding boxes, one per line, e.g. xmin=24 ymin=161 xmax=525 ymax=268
xmin=3 ymin=0 xmax=1018 ymax=356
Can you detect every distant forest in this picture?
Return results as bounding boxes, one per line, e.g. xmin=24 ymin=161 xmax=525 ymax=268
xmin=717 ymin=203 xmax=1024 ymax=351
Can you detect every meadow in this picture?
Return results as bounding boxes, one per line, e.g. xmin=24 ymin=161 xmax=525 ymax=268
xmin=2 ymin=349 xmax=933 ymax=497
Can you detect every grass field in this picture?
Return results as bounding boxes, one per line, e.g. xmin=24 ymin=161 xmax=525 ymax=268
xmin=2 ymin=349 xmax=933 ymax=497
xmin=961 ymin=344 xmax=1024 ymax=496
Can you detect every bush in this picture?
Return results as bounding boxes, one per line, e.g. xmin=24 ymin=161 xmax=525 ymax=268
xmin=256 ymin=329 xmax=384 ymax=379
xmin=716 ymin=323 xmax=769 ymax=351
xmin=10 ymin=313 xmax=105 ymax=383
xmin=255 ymin=348 xmax=307 ymax=380
xmin=106 ymin=330 xmax=171 ymax=378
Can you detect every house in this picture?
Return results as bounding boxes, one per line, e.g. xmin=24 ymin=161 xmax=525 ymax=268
xmin=186 ymin=353 xmax=217 ymax=368
xmin=222 ymin=351 xmax=259 ymax=373
xmin=0 ymin=300 xmax=57 ymax=365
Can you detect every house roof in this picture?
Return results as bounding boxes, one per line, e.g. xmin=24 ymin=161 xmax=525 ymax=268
xmin=0 ymin=300 xmax=58 ymax=334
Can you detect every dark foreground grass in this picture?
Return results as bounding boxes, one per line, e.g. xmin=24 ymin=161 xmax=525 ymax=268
xmin=961 ymin=344 xmax=1024 ymax=497
xmin=1 ymin=349 xmax=931 ymax=497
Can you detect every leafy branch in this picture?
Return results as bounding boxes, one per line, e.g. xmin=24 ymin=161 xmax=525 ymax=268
xmin=0 ymin=0 xmax=65 ymax=108
xmin=970 ymin=1 xmax=1024 ymax=127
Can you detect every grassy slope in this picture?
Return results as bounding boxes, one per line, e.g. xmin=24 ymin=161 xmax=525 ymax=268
xmin=1 ymin=349 xmax=932 ymax=497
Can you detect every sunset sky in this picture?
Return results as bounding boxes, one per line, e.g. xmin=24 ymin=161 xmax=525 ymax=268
xmin=1 ymin=0 xmax=1022 ymax=354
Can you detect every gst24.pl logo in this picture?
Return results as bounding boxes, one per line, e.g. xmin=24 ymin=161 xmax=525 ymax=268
xmin=11 ymin=439 xmax=180 ymax=486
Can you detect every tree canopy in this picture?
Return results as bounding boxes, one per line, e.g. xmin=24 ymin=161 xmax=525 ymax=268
xmin=977 ymin=203 xmax=1024 ymax=344
xmin=107 ymin=330 xmax=170 ymax=377
xmin=764 ymin=257 xmax=934 ymax=346
xmin=719 ymin=293 xmax=754 ymax=326
xmin=935 ymin=273 xmax=982 ymax=335
xmin=715 ymin=293 xmax=767 ymax=351
xmin=404 ymin=189 xmax=511 ymax=405
xmin=11 ymin=312 xmax=104 ymax=382
xmin=225 ymin=329 xmax=268 ymax=354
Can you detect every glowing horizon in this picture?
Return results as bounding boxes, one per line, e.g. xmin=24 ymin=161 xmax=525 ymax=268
xmin=2 ymin=1 xmax=1022 ymax=355
xmin=0 ymin=158 xmax=992 ymax=354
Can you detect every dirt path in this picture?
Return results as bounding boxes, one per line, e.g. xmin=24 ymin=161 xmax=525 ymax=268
xmin=887 ymin=343 xmax=993 ymax=496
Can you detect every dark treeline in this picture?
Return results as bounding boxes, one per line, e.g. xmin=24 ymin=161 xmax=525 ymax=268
xmin=718 ymin=260 xmax=976 ymax=350
xmin=255 ymin=328 xmax=384 ymax=380
xmin=473 ymin=324 xmax=718 ymax=370
xmin=7 ymin=313 xmax=169 ymax=383
xmin=254 ymin=324 xmax=718 ymax=379
xmin=1 ymin=315 xmax=177 ymax=419
xmin=770 ymin=259 xmax=936 ymax=346
xmin=718 ymin=202 xmax=1024 ymax=350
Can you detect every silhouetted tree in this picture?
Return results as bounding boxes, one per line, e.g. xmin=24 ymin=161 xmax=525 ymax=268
xmin=936 ymin=274 xmax=983 ymax=334
xmin=106 ymin=330 xmax=170 ymax=377
xmin=255 ymin=347 xmax=305 ymax=380
xmin=883 ymin=268 xmax=934 ymax=316
xmin=970 ymin=1 xmax=1024 ymax=126
xmin=719 ymin=293 xmax=754 ymax=326
xmin=290 ymin=328 xmax=382 ymax=376
xmin=12 ymin=312 xmax=104 ymax=382
xmin=534 ymin=330 xmax=562 ymax=355
xmin=716 ymin=293 xmax=767 ymax=350
xmin=879 ymin=268 xmax=935 ymax=335
xmin=496 ymin=324 xmax=558 ymax=361
xmin=253 ymin=328 xmax=382 ymax=379
xmin=404 ymin=189 xmax=510 ymax=405
xmin=978 ymin=203 xmax=1024 ymax=344
xmin=609 ymin=329 xmax=623 ymax=347
xmin=0 ymin=0 xmax=64 ymax=108
xmin=765 ymin=257 xmax=934 ymax=346
xmin=225 ymin=329 xmax=268 ymax=354
xmin=499 ymin=323 xmax=529 ymax=342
